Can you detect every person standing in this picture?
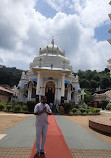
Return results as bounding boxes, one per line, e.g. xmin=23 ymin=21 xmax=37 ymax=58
xmin=34 ymin=96 xmax=52 ymax=158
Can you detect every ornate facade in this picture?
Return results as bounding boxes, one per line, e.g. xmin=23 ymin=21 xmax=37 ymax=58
xmin=17 ymin=39 xmax=83 ymax=105
xmin=108 ymin=1 xmax=111 ymax=74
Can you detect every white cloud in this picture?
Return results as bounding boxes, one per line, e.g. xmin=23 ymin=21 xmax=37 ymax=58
xmin=44 ymin=0 xmax=110 ymax=29
xmin=44 ymin=0 xmax=71 ymax=12
xmin=0 ymin=0 xmax=111 ymax=73
xmin=80 ymin=0 xmax=111 ymax=29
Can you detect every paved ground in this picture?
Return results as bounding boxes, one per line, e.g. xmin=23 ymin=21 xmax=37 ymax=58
xmin=0 ymin=116 xmax=35 ymax=147
xmin=66 ymin=111 xmax=111 ymax=144
xmin=55 ymin=115 xmax=111 ymax=149
xmin=55 ymin=115 xmax=111 ymax=158
xmin=0 ymin=147 xmax=32 ymax=158
xmin=0 ymin=111 xmax=30 ymax=133
xmin=0 ymin=112 xmax=111 ymax=157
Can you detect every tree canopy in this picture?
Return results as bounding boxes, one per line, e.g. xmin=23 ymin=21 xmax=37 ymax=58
xmin=77 ymin=68 xmax=111 ymax=92
xmin=0 ymin=65 xmax=23 ymax=87
xmin=0 ymin=65 xmax=111 ymax=91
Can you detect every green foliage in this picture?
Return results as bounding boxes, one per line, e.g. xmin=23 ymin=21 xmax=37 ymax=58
xmin=74 ymin=104 xmax=79 ymax=109
xmin=78 ymin=68 xmax=111 ymax=91
xmin=84 ymin=89 xmax=92 ymax=104
xmin=27 ymin=101 xmax=35 ymax=112
xmin=69 ymin=111 xmax=73 ymax=115
xmin=69 ymin=100 xmax=75 ymax=106
xmin=13 ymin=105 xmax=21 ymax=113
xmin=0 ymin=65 xmax=23 ymax=86
xmin=85 ymin=108 xmax=91 ymax=113
xmin=62 ymin=103 xmax=72 ymax=113
xmin=75 ymin=110 xmax=82 ymax=114
xmin=6 ymin=104 xmax=13 ymax=112
xmin=0 ymin=103 xmax=6 ymax=110
xmin=106 ymin=104 xmax=111 ymax=110
xmin=100 ymin=100 xmax=109 ymax=110
xmin=59 ymin=106 xmax=65 ymax=114
xmin=79 ymin=108 xmax=86 ymax=113
xmin=82 ymin=112 xmax=87 ymax=115
xmin=70 ymin=106 xmax=100 ymax=115
xmin=11 ymin=99 xmax=19 ymax=106
xmin=72 ymin=108 xmax=78 ymax=113
xmin=92 ymin=108 xmax=100 ymax=114
xmin=21 ymin=105 xmax=28 ymax=112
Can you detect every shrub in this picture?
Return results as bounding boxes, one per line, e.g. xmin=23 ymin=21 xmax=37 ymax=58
xmin=0 ymin=103 xmax=6 ymax=110
xmin=69 ymin=111 xmax=73 ymax=115
xmin=27 ymin=101 xmax=36 ymax=112
xmin=100 ymin=100 xmax=109 ymax=110
xmin=72 ymin=108 xmax=78 ymax=113
xmin=13 ymin=105 xmax=21 ymax=113
xmin=18 ymin=101 xmax=24 ymax=105
xmin=79 ymin=108 xmax=86 ymax=113
xmin=63 ymin=103 xmax=72 ymax=113
xmin=69 ymin=101 xmax=75 ymax=107
xmin=88 ymin=111 xmax=93 ymax=114
xmin=6 ymin=104 xmax=12 ymax=112
xmin=106 ymin=104 xmax=111 ymax=111
xmin=21 ymin=105 xmax=28 ymax=112
xmin=59 ymin=106 xmax=64 ymax=114
xmin=82 ymin=112 xmax=87 ymax=115
xmin=85 ymin=109 xmax=91 ymax=113
xmin=75 ymin=104 xmax=79 ymax=109
xmin=75 ymin=110 xmax=82 ymax=114
xmin=11 ymin=99 xmax=19 ymax=105
xmin=92 ymin=108 xmax=100 ymax=114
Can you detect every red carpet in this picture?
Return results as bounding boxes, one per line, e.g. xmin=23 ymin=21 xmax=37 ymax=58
xmin=30 ymin=115 xmax=73 ymax=158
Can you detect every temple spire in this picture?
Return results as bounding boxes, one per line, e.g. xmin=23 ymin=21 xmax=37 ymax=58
xmin=51 ymin=36 xmax=54 ymax=47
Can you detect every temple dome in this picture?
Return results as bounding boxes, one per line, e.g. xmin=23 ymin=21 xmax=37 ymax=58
xmin=39 ymin=40 xmax=65 ymax=57
xmin=30 ymin=39 xmax=72 ymax=71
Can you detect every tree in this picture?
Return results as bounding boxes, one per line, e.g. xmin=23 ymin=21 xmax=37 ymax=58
xmin=89 ymin=79 xmax=97 ymax=89
xmin=79 ymin=79 xmax=89 ymax=88
xmin=84 ymin=89 xmax=92 ymax=104
xmin=100 ymin=77 xmax=110 ymax=89
xmin=0 ymin=65 xmax=23 ymax=86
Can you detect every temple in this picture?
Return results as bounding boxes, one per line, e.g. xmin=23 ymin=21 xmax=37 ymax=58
xmin=107 ymin=1 xmax=111 ymax=74
xmin=17 ymin=39 xmax=83 ymax=105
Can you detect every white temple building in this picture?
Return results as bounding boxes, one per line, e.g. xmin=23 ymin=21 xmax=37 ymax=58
xmin=17 ymin=39 xmax=83 ymax=105
xmin=108 ymin=1 xmax=111 ymax=75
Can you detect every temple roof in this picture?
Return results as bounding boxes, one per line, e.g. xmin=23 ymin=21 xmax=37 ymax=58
xmin=32 ymin=66 xmax=71 ymax=72
xmin=39 ymin=39 xmax=65 ymax=57
xmin=0 ymin=86 xmax=13 ymax=94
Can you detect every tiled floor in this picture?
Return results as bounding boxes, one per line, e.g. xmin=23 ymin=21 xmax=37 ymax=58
xmin=0 ymin=147 xmax=32 ymax=158
xmin=71 ymin=149 xmax=111 ymax=158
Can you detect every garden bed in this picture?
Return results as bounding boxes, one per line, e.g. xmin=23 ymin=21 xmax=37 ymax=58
xmin=59 ymin=113 xmax=100 ymax=116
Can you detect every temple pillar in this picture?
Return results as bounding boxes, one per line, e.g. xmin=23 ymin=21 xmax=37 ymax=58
xmin=28 ymin=82 xmax=32 ymax=101
xmin=61 ymin=73 xmax=65 ymax=104
xmin=61 ymin=73 xmax=65 ymax=97
xmin=36 ymin=71 xmax=41 ymax=95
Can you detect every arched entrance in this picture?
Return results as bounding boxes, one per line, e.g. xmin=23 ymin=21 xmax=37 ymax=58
xmin=45 ymin=81 xmax=55 ymax=104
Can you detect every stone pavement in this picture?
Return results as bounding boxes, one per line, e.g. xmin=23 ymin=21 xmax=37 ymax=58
xmin=0 ymin=116 xmax=35 ymax=147
xmin=55 ymin=115 xmax=111 ymax=158
xmin=0 ymin=147 xmax=31 ymax=158
xmin=0 ymin=114 xmax=111 ymax=158
xmin=0 ymin=116 xmax=35 ymax=158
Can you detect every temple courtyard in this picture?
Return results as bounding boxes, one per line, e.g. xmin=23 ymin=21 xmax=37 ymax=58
xmin=0 ymin=111 xmax=111 ymax=158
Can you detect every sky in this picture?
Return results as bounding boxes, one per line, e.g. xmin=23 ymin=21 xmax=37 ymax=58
xmin=0 ymin=0 xmax=111 ymax=72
